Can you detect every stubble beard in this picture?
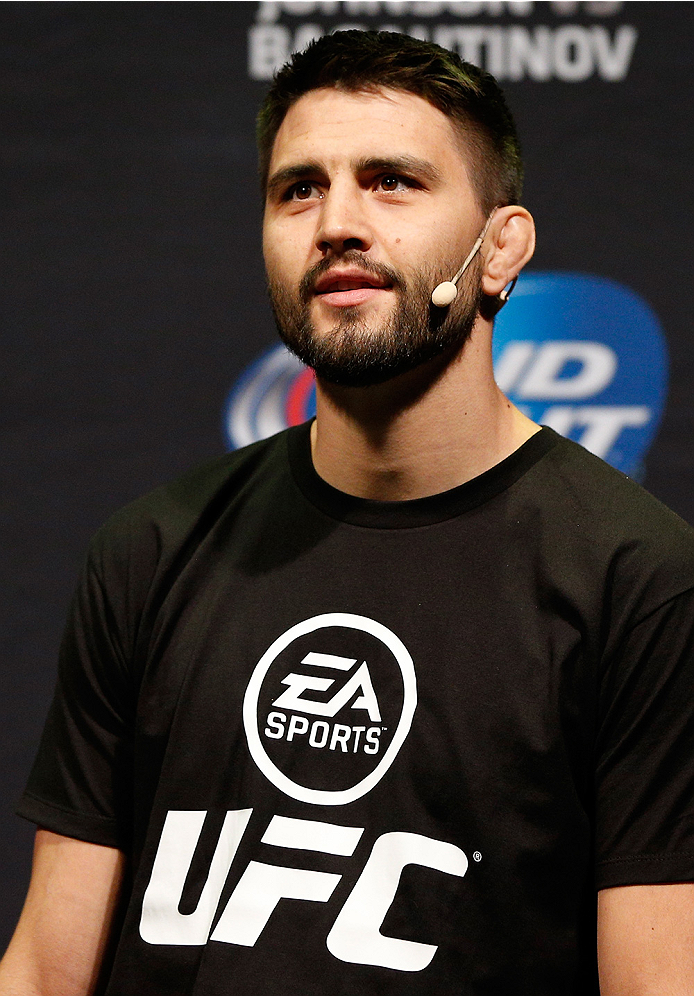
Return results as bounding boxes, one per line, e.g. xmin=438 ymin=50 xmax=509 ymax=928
xmin=267 ymin=250 xmax=484 ymax=388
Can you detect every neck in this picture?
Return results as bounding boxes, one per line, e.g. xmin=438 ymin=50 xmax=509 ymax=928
xmin=310 ymin=318 xmax=539 ymax=501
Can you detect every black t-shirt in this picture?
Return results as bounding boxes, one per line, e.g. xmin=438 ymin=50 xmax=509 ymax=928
xmin=18 ymin=424 xmax=694 ymax=995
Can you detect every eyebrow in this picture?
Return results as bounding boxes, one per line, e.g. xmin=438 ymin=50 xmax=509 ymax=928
xmin=266 ymin=161 xmax=326 ymax=200
xmin=265 ymin=154 xmax=442 ymax=200
xmin=354 ymin=155 xmax=442 ymax=184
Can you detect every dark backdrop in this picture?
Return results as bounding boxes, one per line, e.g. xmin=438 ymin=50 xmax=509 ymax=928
xmin=2 ymin=1 xmax=693 ymax=949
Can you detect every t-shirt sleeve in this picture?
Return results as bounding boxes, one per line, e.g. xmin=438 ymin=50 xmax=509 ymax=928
xmin=16 ymin=523 xmax=147 ymax=850
xmin=595 ymin=586 xmax=694 ymax=889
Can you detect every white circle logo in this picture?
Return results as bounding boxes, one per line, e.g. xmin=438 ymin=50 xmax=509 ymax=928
xmin=243 ymin=612 xmax=417 ymax=806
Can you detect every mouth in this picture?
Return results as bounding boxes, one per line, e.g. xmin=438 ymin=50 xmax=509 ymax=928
xmin=312 ymin=268 xmax=393 ymax=308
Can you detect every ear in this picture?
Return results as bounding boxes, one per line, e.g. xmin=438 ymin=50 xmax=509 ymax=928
xmin=481 ymin=205 xmax=535 ymax=298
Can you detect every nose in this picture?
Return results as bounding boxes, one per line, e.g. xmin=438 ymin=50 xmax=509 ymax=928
xmin=315 ymin=179 xmax=374 ymax=256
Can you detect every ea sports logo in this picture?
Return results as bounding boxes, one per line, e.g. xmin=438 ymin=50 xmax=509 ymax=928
xmin=243 ymin=613 xmax=417 ymax=806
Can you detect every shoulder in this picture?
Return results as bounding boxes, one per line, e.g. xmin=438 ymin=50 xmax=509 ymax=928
xmin=524 ymin=430 xmax=694 ymax=616
xmin=85 ymin=428 xmax=295 ymax=585
xmin=536 ymin=430 xmax=693 ymax=549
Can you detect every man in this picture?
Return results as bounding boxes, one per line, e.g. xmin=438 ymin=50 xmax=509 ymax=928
xmin=2 ymin=29 xmax=694 ymax=995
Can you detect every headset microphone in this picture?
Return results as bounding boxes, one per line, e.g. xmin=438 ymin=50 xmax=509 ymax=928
xmin=431 ymin=210 xmax=500 ymax=309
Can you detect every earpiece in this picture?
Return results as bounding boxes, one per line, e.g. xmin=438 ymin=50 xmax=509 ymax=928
xmin=431 ymin=209 xmax=512 ymax=310
xmin=496 ymin=275 xmax=517 ymax=309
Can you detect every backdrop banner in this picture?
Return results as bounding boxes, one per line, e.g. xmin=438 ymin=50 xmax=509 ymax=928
xmin=2 ymin=1 xmax=692 ymax=949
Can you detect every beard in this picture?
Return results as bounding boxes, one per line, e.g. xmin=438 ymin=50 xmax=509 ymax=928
xmin=267 ymin=250 xmax=484 ymax=388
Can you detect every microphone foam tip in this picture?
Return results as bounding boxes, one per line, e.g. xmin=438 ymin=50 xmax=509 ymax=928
xmin=431 ymin=281 xmax=458 ymax=308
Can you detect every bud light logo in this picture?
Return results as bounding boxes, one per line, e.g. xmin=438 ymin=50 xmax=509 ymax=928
xmin=223 ymin=273 xmax=668 ymax=477
xmin=493 ymin=273 xmax=668 ymax=476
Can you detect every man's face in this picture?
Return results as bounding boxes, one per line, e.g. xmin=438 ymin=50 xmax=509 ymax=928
xmin=262 ymin=86 xmax=486 ymax=387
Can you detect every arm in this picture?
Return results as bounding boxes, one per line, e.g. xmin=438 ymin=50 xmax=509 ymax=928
xmin=598 ymin=883 xmax=694 ymax=995
xmin=0 ymin=829 xmax=125 ymax=996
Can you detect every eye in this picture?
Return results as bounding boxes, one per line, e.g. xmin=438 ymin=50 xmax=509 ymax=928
xmin=287 ymin=181 xmax=322 ymax=201
xmin=377 ymin=174 xmax=410 ymax=193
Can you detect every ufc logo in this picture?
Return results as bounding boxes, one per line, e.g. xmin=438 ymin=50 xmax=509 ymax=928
xmin=139 ymin=811 xmax=468 ymax=973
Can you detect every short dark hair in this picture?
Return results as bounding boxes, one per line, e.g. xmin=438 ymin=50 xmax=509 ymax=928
xmin=257 ymin=30 xmax=523 ymax=214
